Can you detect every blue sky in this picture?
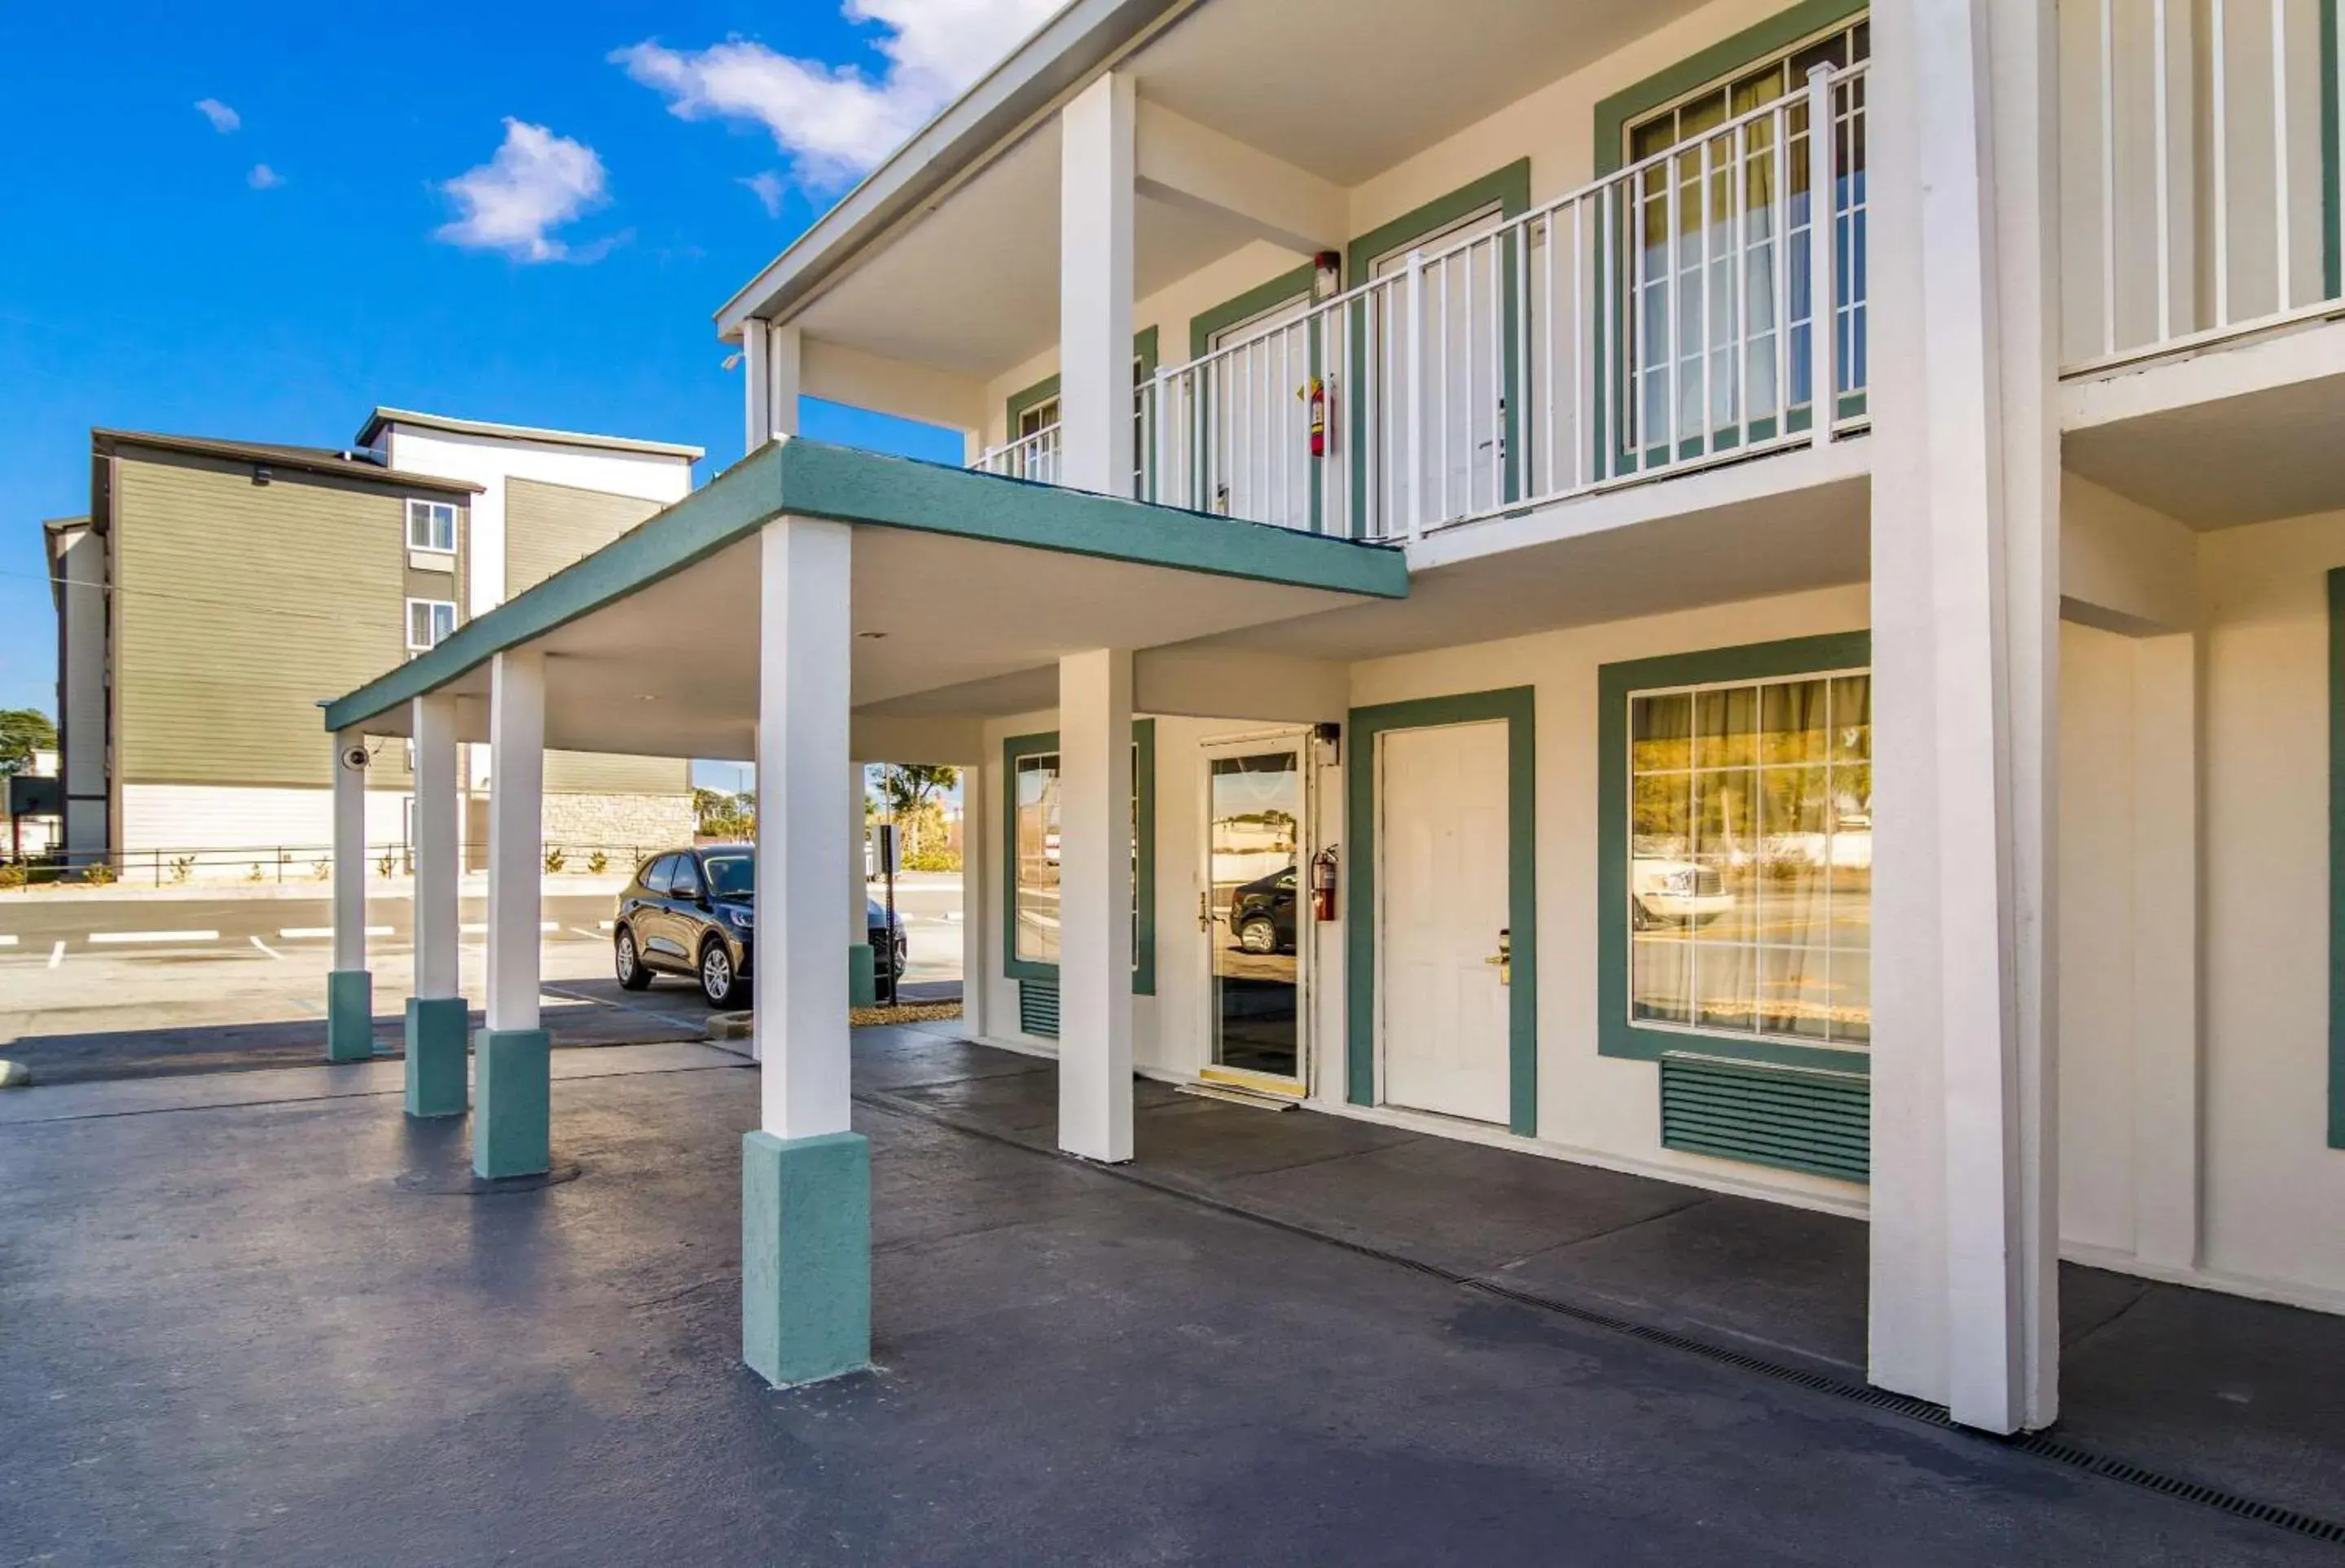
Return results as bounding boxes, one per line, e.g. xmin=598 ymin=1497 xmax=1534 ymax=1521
xmin=0 ymin=0 xmax=1059 ymax=721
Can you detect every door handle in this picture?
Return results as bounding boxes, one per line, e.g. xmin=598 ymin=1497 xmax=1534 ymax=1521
xmin=1485 ymin=928 xmax=1513 ymax=986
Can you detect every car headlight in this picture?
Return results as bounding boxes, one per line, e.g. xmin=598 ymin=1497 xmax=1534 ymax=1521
xmin=727 ymin=906 xmax=754 ymax=930
xmin=1662 ymin=868 xmax=1696 ymax=894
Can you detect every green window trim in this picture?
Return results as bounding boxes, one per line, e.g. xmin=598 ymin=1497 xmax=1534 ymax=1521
xmin=1596 ymin=630 xmax=1872 ymax=1078
xmin=1345 ymin=686 xmax=1539 ymax=1137
xmin=1343 ymin=160 xmax=1533 ymax=539
xmin=2328 ymin=568 xmax=2345 ymax=1148
xmin=1002 ymin=720 xmax=1157 ymax=995
xmin=1591 ymin=0 xmax=1869 ymax=178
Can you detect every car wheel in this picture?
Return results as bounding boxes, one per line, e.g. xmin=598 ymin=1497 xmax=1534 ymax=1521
xmin=615 ymin=927 xmax=652 ymax=990
xmin=700 ymin=938 xmax=744 ymax=1008
xmin=1238 ymin=916 xmax=1278 ymax=955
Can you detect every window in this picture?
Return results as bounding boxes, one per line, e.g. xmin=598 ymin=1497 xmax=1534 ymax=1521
xmin=406 ymin=498 xmax=459 ymax=553
xmin=641 ymin=855 xmax=674 ymax=896
xmin=1626 ymin=665 xmax=1870 ymax=1051
xmin=1004 ymin=723 xmax=1157 ymax=989
xmin=1615 ymin=15 xmax=1869 ymax=460
xmin=670 ymin=855 xmax=704 ymax=899
xmin=406 ymin=599 xmax=457 ymax=652
xmin=703 ymin=852 xmax=752 ymax=898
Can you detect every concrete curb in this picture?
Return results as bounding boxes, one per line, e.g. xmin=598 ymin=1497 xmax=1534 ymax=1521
xmin=707 ymin=1012 xmax=754 ymax=1043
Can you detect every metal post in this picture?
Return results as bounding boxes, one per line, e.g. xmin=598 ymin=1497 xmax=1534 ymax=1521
xmin=1403 ymin=248 xmax=1425 ymax=543
xmin=1806 ymin=64 xmax=1837 ymax=446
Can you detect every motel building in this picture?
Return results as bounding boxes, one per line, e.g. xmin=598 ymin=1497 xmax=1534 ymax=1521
xmin=314 ymin=0 xmax=2345 ymax=1435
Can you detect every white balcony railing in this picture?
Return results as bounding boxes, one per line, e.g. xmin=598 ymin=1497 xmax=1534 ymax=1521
xmin=974 ymin=421 xmax=1062 ymax=485
xmin=1140 ymin=61 xmax=1868 ymax=540
xmin=2066 ymin=0 xmax=2343 ymax=373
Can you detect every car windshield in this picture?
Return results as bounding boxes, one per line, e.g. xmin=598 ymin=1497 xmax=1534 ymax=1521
xmin=702 ymin=853 xmax=753 ymax=899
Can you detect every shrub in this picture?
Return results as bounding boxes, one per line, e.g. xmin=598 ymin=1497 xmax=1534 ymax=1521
xmin=82 ymin=860 xmax=117 ymax=885
xmin=0 ymin=862 xmax=24 ymax=890
xmin=312 ymin=859 xmax=332 ymax=881
xmin=375 ymin=850 xmax=396 ymax=880
xmin=245 ymin=861 xmax=264 ymax=882
xmin=587 ymin=850 xmax=609 ymax=875
xmin=543 ymin=845 xmax=567 ymax=874
xmin=169 ymin=854 xmax=195 ymax=884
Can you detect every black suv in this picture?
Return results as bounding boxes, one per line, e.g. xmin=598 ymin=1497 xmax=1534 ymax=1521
xmin=614 ymin=845 xmax=908 ymax=1007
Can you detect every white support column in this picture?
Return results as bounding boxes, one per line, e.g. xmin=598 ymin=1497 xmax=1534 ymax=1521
xmin=754 ymin=518 xmax=855 ymax=1141
xmin=325 ymin=727 xmax=372 ymax=1062
xmin=476 ymin=648 xmax=550 ymax=1179
xmin=2129 ymin=633 xmax=2201 ymax=1272
xmin=1867 ymin=0 xmax=2061 ymax=1434
xmin=960 ymin=760 xmax=989 ymax=1040
xmin=743 ymin=515 xmax=869 ymax=1389
xmin=743 ymin=321 xmax=771 ymax=459
xmin=767 ymin=323 xmax=802 ymax=441
xmin=1059 ymin=72 xmax=1136 ymax=497
xmin=1056 ymin=647 xmax=1134 ymax=1163
xmin=405 ymin=694 xmax=468 ymax=1115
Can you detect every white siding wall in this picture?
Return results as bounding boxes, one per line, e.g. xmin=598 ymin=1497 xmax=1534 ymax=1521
xmin=120 ymin=783 xmax=409 ymax=858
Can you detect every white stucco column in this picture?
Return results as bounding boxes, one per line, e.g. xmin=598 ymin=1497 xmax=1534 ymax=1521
xmin=325 ymin=727 xmax=372 ymax=1062
xmin=404 ymin=693 xmax=467 ymax=1115
xmin=1867 ymin=0 xmax=2061 ymax=1434
xmin=742 ymin=514 xmax=870 ymax=1389
xmin=960 ymin=761 xmax=989 ymax=1039
xmin=1057 ymin=647 xmax=1135 ymax=1162
xmin=476 ymin=648 xmax=550 ymax=1179
xmin=767 ymin=323 xmax=802 ymax=442
xmin=1059 ymin=72 xmax=1135 ymax=498
xmin=754 ymin=518 xmax=855 ymax=1140
xmin=743 ymin=321 xmax=771 ymax=458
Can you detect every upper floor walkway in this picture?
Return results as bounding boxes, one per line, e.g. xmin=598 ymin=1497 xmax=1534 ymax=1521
xmin=732 ymin=0 xmax=2345 ymax=547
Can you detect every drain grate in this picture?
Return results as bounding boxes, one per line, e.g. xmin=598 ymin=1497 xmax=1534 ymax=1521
xmin=859 ymin=1087 xmax=2345 ymax=1548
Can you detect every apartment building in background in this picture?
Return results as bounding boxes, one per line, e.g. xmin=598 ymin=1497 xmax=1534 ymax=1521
xmin=46 ymin=408 xmax=702 ymax=868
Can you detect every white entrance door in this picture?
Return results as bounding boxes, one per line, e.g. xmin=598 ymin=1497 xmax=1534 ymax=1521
xmin=1372 ymin=206 xmax=1508 ymax=531
xmin=1206 ymin=295 xmax=1315 ymax=531
xmin=1377 ymin=719 xmax=1511 ymax=1123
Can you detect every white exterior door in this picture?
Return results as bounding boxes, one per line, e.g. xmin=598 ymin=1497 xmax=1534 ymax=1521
xmin=1377 ymin=719 xmax=1511 ymax=1123
xmin=1206 ymin=295 xmax=1315 ymax=531
xmin=1373 ymin=207 xmax=1508 ymax=529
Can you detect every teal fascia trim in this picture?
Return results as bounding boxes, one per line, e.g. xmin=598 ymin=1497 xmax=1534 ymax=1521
xmin=1001 ymin=722 xmax=1157 ymax=993
xmin=1596 ymin=630 xmax=1872 ymax=1078
xmin=1592 ymin=0 xmax=1869 ymax=176
xmin=1344 ymin=687 xmax=1540 ymax=1137
xmin=472 ymin=1027 xmax=551 ymax=1179
xmin=1343 ymin=160 xmax=1532 ymax=538
xmin=326 ymin=970 xmax=373 ymax=1062
xmin=403 ymin=995 xmax=469 ymax=1118
xmin=323 ymin=438 xmax=1406 ymax=734
xmin=2330 ymin=569 xmax=2345 ymax=1148
xmin=849 ymin=943 xmax=878 ymax=1008
xmin=741 ymin=1129 xmax=872 ymax=1387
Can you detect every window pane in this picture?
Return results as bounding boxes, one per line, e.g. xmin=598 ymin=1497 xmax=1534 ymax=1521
xmin=1631 ymin=692 xmax=1693 ymax=774
xmin=1830 ymin=762 xmax=1872 ymax=952
xmin=1759 ymin=678 xmax=1829 ymax=763
xmin=1693 ymin=940 xmax=1756 ymax=1030
xmin=1829 ymin=950 xmax=1871 ymax=1044
xmin=1013 ymin=753 xmax=1061 ymax=964
xmin=1631 ymin=932 xmax=1693 ymax=1025
xmin=1693 ymin=685 xmax=1758 ymax=766
xmin=1830 ymin=674 xmax=1870 ymax=760
xmin=1758 ymin=943 xmax=1833 ymax=1039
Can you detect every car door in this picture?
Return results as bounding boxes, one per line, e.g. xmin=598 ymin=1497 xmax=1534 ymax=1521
xmin=665 ymin=852 xmax=712 ymax=964
xmin=635 ymin=854 xmax=685 ymax=969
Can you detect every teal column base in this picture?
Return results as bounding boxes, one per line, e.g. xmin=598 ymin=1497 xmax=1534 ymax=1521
xmin=325 ymin=970 xmax=373 ymax=1062
xmin=848 ymin=943 xmax=877 ymax=1008
xmin=473 ymin=1028 xmax=551 ymax=1179
xmin=403 ymin=997 xmax=470 ymax=1118
xmin=742 ymin=1129 xmax=872 ymax=1387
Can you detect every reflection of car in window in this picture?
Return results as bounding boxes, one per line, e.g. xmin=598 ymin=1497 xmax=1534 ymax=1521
xmin=1229 ymin=866 xmax=1298 ymax=954
xmin=1630 ymin=855 xmax=1735 ymax=929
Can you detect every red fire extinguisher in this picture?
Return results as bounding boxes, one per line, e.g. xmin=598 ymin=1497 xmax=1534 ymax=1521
xmin=1299 ymin=376 xmax=1329 ymax=458
xmin=1310 ymin=845 xmax=1339 ymax=922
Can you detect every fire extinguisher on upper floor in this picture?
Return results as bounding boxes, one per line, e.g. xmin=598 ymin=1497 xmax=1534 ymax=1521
xmin=1300 ymin=376 xmax=1329 ymax=459
xmin=1310 ymin=845 xmax=1339 ymax=923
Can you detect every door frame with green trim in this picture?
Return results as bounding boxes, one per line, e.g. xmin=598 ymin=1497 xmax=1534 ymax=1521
xmin=1345 ymin=687 xmax=1539 ymax=1136
xmin=1185 ymin=266 xmax=1324 ymax=530
xmin=1002 ymin=721 xmax=1157 ymax=996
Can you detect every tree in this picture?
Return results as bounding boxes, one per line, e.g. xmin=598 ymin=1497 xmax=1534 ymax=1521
xmin=692 ymin=786 xmax=753 ymax=839
xmin=0 ymin=709 xmax=56 ymax=778
xmin=874 ymin=764 xmax=959 ymax=859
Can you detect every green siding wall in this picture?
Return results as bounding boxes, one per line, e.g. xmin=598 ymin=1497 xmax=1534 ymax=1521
xmin=505 ymin=476 xmax=689 ymax=799
xmin=112 ymin=448 xmax=430 ymax=788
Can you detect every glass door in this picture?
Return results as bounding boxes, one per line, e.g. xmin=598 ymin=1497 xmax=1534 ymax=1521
xmin=1201 ymin=740 xmax=1306 ymax=1092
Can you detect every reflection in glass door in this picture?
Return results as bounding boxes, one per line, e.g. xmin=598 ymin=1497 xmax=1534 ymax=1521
xmin=1204 ymin=744 xmax=1305 ymax=1090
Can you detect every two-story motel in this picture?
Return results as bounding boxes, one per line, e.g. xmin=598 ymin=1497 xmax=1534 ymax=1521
xmin=314 ymin=0 xmax=2345 ymax=1437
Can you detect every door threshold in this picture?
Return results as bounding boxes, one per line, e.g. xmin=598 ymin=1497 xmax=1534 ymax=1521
xmin=1177 ymin=1082 xmax=1300 ymax=1113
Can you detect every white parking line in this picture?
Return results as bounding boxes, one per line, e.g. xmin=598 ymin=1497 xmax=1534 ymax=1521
xmin=278 ymin=925 xmax=392 ymax=939
xmin=250 ymin=935 xmax=284 ymax=960
xmin=0 ymin=935 xmax=15 ymax=947
xmin=569 ymin=926 xmax=607 ymax=940
xmin=88 ymin=929 xmax=218 ymax=945
xmin=48 ymin=940 xmax=64 ymax=969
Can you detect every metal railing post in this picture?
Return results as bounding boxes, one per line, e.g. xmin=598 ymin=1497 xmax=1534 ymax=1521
xmin=1806 ymin=64 xmax=1837 ymax=448
xmin=1404 ymin=248 xmax=1425 ymax=543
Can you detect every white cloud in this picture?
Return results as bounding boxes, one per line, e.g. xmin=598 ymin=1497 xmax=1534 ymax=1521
xmin=195 ymin=98 xmax=240 ymax=134
xmin=434 ymin=119 xmax=609 ymax=263
xmin=247 ymin=163 xmax=283 ymax=190
xmin=739 ymin=170 xmax=787 ymax=217
xmin=614 ymin=0 xmax=1061 ymax=190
